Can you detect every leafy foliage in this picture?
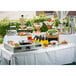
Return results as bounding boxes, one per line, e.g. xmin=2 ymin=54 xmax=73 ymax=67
xmin=0 ymin=37 xmax=3 ymax=44
xmin=40 ymin=23 xmax=48 ymax=32
xmin=25 ymin=20 xmax=32 ymax=26
xmin=0 ymin=21 xmax=20 ymax=37
xmin=54 ymin=17 xmax=59 ymax=27
xmin=0 ymin=14 xmax=69 ymax=37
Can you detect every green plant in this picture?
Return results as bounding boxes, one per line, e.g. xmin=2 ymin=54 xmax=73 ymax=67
xmin=32 ymin=15 xmax=51 ymax=23
xmin=25 ymin=20 xmax=32 ymax=26
xmin=54 ymin=17 xmax=59 ymax=27
xmin=9 ymin=22 xmax=20 ymax=30
xmin=63 ymin=17 xmax=69 ymax=27
xmin=38 ymin=14 xmax=46 ymax=17
xmin=66 ymin=27 xmax=69 ymax=32
xmin=0 ymin=25 xmax=10 ymax=37
xmin=75 ymin=27 xmax=76 ymax=31
xmin=40 ymin=23 xmax=48 ymax=32
xmin=0 ymin=37 xmax=3 ymax=44
xmin=33 ymin=18 xmax=44 ymax=23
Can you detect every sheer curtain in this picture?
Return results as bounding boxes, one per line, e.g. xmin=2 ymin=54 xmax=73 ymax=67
xmin=56 ymin=11 xmax=68 ymax=20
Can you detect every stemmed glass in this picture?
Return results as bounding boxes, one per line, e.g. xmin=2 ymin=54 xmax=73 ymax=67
xmin=34 ymin=23 xmax=43 ymax=32
xmin=44 ymin=20 xmax=54 ymax=30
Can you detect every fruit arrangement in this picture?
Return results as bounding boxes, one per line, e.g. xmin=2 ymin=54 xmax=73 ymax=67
xmin=27 ymin=36 xmax=32 ymax=40
xmin=32 ymin=39 xmax=49 ymax=47
xmin=33 ymin=35 xmax=50 ymax=47
xmin=33 ymin=39 xmax=40 ymax=44
xmin=14 ymin=43 xmax=20 ymax=47
xmin=8 ymin=41 xmax=19 ymax=47
xmin=27 ymin=36 xmax=34 ymax=44
xmin=40 ymin=40 xmax=52 ymax=48
xmin=40 ymin=40 xmax=49 ymax=45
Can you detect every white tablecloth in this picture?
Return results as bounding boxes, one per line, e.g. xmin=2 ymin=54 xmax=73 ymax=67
xmin=59 ymin=34 xmax=76 ymax=62
xmin=1 ymin=43 xmax=75 ymax=65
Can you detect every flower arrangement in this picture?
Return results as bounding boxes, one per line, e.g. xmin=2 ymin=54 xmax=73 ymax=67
xmin=60 ymin=17 xmax=68 ymax=24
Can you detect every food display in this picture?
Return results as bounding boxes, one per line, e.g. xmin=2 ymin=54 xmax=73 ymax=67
xmin=17 ymin=32 xmax=25 ymax=36
xmin=19 ymin=40 xmax=31 ymax=45
xmin=44 ymin=20 xmax=54 ymax=30
xmin=47 ymin=29 xmax=58 ymax=35
xmin=26 ymin=27 xmax=33 ymax=30
xmin=61 ymin=40 xmax=68 ymax=44
xmin=50 ymin=40 xmax=58 ymax=45
xmin=41 ymin=40 xmax=49 ymax=47
xmin=8 ymin=41 xmax=19 ymax=46
xmin=4 ymin=39 xmax=42 ymax=53
xmin=14 ymin=43 xmax=19 ymax=47
xmin=33 ymin=23 xmax=43 ymax=34
xmin=4 ymin=31 xmax=69 ymax=53
xmin=17 ymin=32 xmax=31 ymax=36
xmin=33 ymin=35 xmax=50 ymax=47
xmin=3 ymin=16 xmax=70 ymax=53
xmin=34 ymin=23 xmax=43 ymax=28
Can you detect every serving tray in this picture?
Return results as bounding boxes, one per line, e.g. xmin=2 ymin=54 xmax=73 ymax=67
xmin=4 ymin=43 xmax=42 ymax=53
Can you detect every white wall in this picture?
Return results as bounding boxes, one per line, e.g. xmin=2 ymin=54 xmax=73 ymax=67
xmin=0 ymin=11 xmax=36 ymax=20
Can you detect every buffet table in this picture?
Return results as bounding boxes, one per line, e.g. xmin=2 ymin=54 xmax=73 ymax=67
xmin=1 ymin=43 xmax=75 ymax=65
